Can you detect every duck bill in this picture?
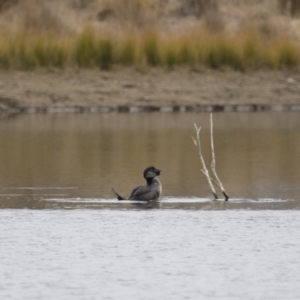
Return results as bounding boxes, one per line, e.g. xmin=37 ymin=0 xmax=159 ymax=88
xmin=155 ymin=168 xmax=161 ymax=176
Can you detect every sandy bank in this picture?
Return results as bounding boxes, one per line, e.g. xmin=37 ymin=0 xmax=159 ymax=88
xmin=0 ymin=68 xmax=300 ymax=113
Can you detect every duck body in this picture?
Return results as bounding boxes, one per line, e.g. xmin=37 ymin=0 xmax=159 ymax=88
xmin=111 ymin=166 xmax=162 ymax=201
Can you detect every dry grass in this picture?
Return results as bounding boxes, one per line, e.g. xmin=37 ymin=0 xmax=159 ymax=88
xmin=0 ymin=26 xmax=298 ymax=70
xmin=96 ymin=0 xmax=159 ymax=27
xmin=279 ymin=0 xmax=300 ymax=16
xmin=0 ymin=0 xmax=299 ymax=70
xmin=180 ymin=0 xmax=218 ymax=17
xmin=0 ymin=0 xmax=18 ymax=12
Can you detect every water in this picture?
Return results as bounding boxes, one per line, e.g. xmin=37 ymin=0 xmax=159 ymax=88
xmin=0 ymin=112 xmax=299 ymax=205
xmin=0 ymin=112 xmax=300 ymax=299
xmin=1 ymin=210 xmax=300 ymax=300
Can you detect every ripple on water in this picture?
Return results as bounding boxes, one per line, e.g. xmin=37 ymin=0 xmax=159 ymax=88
xmin=38 ymin=197 xmax=298 ymax=211
xmin=0 ymin=192 xmax=298 ymax=210
xmin=0 ymin=209 xmax=300 ymax=300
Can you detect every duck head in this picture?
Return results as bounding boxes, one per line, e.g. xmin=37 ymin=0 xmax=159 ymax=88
xmin=143 ymin=166 xmax=161 ymax=179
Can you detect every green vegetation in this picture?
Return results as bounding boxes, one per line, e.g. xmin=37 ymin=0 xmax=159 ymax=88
xmin=0 ymin=26 xmax=299 ymax=70
xmin=143 ymin=30 xmax=161 ymax=66
xmin=0 ymin=0 xmax=299 ymax=70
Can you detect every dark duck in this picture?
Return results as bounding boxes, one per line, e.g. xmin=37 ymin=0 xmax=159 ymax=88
xmin=111 ymin=166 xmax=162 ymax=201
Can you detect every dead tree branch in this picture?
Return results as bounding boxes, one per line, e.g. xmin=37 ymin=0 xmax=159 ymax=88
xmin=192 ymin=124 xmax=218 ymax=200
xmin=209 ymin=113 xmax=229 ymax=201
xmin=192 ymin=114 xmax=229 ymax=201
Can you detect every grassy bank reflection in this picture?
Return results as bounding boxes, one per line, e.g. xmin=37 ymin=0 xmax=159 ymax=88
xmin=0 ymin=112 xmax=299 ymax=200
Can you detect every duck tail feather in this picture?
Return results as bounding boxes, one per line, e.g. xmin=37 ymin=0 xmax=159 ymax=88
xmin=111 ymin=187 xmax=126 ymax=201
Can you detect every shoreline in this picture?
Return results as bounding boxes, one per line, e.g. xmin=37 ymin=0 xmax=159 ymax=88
xmin=2 ymin=103 xmax=300 ymax=114
xmin=0 ymin=68 xmax=299 ymax=114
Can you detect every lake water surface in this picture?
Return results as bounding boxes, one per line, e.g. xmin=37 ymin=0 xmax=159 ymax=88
xmin=0 ymin=112 xmax=300 ymax=299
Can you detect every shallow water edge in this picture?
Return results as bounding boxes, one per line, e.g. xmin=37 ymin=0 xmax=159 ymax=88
xmin=0 ymin=195 xmax=299 ymax=210
xmin=1 ymin=103 xmax=300 ymax=114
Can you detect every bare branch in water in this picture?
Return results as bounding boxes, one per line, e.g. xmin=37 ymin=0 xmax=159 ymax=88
xmin=209 ymin=113 xmax=229 ymax=201
xmin=192 ymin=115 xmax=229 ymax=201
xmin=200 ymin=169 xmax=221 ymax=189
xmin=192 ymin=123 xmax=218 ymax=200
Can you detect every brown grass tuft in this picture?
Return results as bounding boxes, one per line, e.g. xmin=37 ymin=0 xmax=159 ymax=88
xmin=0 ymin=0 xmax=18 ymax=12
xmin=180 ymin=0 xmax=218 ymax=17
xmin=96 ymin=0 xmax=159 ymax=28
xmin=279 ymin=0 xmax=300 ymax=16
xmin=17 ymin=0 xmax=66 ymax=35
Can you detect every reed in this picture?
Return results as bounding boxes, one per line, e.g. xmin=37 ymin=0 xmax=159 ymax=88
xmin=164 ymin=43 xmax=177 ymax=68
xmin=119 ymin=37 xmax=137 ymax=65
xmin=177 ymin=39 xmax=196 ymax=65
xmin=142 ymin=30 xmax=161 ymax=66
xmin=33 ymin=37 xmax=68 ymax=68
xmin=275 ymin=37 xmax=300 ymax=67
xmin=0 ymin=26 xmax=299 ymax=70
xmin=95 ymin=38 xmax=114 ymax=69
xmin=205 ymin=36 xmax=242 ymax=70
xmin=0 ymin=45 xmax=10 ymax=69
xmin=74 ymin=27 xmax=97 ymax=67
xmin=241 ymin=32 xmax=264 ymax=69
